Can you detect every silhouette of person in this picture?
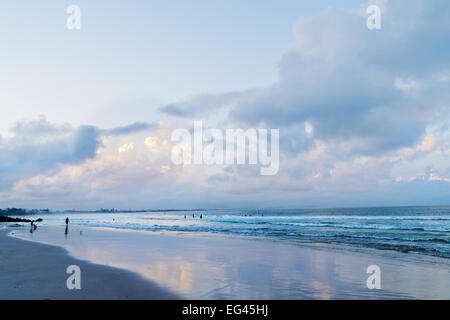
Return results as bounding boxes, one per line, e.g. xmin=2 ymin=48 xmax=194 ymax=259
xmin=200 ymin=214 xmax=203 ymax=219
xmin=65 ymin=217 xmax=69 ymax=225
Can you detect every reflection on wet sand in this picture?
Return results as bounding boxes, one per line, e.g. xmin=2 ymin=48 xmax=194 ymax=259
xmin=13 ymin=226 xmax=450 ymax=299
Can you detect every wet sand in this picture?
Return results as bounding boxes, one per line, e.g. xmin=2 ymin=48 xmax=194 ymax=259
xmin=0 ymin=228 xmax=178 ymax=299
xmin=6 ymin=224 xmax=450 ymax=299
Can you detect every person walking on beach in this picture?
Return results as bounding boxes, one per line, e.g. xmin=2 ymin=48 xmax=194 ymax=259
xmin=65 ymin=217 xmax=69 ymax=237
xmin=200 ymin=214 xmax=203 ymax=219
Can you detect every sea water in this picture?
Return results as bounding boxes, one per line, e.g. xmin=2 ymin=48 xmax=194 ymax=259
xmin=19 ymin=206 xmax=450 ymax=259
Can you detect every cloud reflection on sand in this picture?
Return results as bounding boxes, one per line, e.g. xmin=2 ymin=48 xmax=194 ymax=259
xmin=13 ymin=226 xmax=449 ymax=299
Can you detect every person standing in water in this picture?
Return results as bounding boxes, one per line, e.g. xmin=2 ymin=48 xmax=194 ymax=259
xmin=66 ymin=217 xmax=69 ymax=225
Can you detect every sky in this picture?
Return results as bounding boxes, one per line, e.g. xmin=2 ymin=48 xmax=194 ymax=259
xmin=0 ymin=0 xmax=449 ymax=209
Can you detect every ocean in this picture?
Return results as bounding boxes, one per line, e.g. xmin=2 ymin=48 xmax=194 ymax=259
xmin=17 ymin=206 xmax=450 ymax=259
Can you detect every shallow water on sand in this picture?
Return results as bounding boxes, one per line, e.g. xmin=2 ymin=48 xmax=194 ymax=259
xmin=12 ymin=225 xmax=450 ymax=299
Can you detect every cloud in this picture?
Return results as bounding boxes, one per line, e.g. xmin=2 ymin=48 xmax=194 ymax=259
xmin=428 ymin=173 xmax=450 ymax=183
xmin=403 ymin=134 xmax=438 ymax=157
xmin=10 ymin=130 xmax=190 ymax=209
xmin=160 ymin=0 xmax=450 ymax=157
xmin=0 ymin=117 xmax=157 ymax=191
xmin=102 ymin=122 xmax=157 ymax=136
xmin=160 ymin=91 xmax=253 ymax=118
xmin=395 ymin=166 xmax=450 ymax=183
xmin=118 ymin=143 xmax=135 ymax=153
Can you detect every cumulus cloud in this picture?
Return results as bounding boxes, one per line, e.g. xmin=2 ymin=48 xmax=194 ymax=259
xmin=118 ymin=143 xmax=135 ymax=153
xmin=0 ymin=117 xmax=157 ymax=191
xmin=150 ymin=0 xmax=450 ymax=207
xmin=395 ymin=166 xmax=450 ymax=184
xmin=403 ymin=134 xmax=438 ymax=157
xmin=160 ymin=0 xmax=450 ymax=157
xmin=10 ymin=129 xmax=196 ymax=209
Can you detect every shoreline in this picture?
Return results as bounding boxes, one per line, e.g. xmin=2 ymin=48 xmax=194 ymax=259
xmin=6 ymin=224 xmax=450 ymax=299
xmin=0 ymin=228 xmax=179 ymax=300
